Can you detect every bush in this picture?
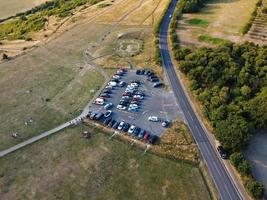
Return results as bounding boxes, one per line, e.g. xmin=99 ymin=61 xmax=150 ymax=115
xmin=245 ymin=179 xmax=265 ymax=199
xmin=230 ymin=152 xmax=244 ymax=167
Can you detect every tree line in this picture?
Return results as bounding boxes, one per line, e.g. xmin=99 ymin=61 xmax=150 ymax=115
xmin=175 ymin=42 xmax=267 ymax=199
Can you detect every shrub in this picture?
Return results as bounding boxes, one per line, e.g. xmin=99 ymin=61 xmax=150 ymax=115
xmin=245 ymin=179 xmax=265 ymax=199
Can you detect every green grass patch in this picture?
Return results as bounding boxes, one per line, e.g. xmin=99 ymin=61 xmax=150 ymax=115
xmin=0 ymin=125 xmax=212 ymax=200
xmin=0 ymin=0 xmax=103 ymax=40
xmin=198 ymin=34 xmax=229 ymax=45
xmin=186 ymin=18 xmax=209 ymax=27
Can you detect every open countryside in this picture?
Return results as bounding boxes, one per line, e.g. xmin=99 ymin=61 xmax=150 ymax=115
xmin=0 ymin=0 xmax=266 ymax=199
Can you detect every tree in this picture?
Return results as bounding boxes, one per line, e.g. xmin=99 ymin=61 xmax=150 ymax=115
xmin=240 ymin=85 xmax=251 ymax=98
xmin=230 ymin=152 xmax=244 ymax=167
xmin=246 ymin=88 xmax=267 ymax=129
xmin=245 ymin=180 xmax=265 ymax=199
xmin=215 ymin=115 xmax=252 ymax=152
xmin=237 ymin=160 xmax=251 ymax=176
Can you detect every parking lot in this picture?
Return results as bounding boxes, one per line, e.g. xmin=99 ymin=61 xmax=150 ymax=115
xmin=87 ymin=69 xmax=183 ymax=143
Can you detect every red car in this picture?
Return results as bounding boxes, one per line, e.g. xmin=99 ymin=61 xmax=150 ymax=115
xmin=143 ymin=132 xmax=150 ymax=141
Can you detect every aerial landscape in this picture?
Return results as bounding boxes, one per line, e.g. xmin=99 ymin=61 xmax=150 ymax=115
xmin=0 ymin=0 xmax=266 ymax=199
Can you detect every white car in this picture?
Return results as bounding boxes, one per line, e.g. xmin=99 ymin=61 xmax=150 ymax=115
xmin=169 ymin=14 xmax=172 ymax=18
xmin=129 ymin=104 xmax=138 ymax=108
xmin=148 ymin=116 xmax=159 ymax=122
xmin=130 ymin=83 xmax=139 ymax=87
xmin=133 ymin=95 xmax=144 ymax=99
xmin=118 ymin=121 xmax=125 ymax=130
xmin=128 ymin=125 xmax=136 ymax=134
xmin=108 ymin=81 xmax=117 ymax=87
xmin=117 ymin=105 xmax=127 ymax=110
xmin=112 ymin=75 xmax=120 ymax=79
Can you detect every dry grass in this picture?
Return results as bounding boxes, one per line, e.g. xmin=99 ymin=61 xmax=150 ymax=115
xmin=176 ymin=0 xmax=259 ymax=47
xmin=152 ymin=121 xmax=199 ymax=163
xmin=0 ymin=0 xmax=48 ymax=19
xmin=0 ymin=23 xmax=109 ymax=151
xmin=0 ymin=125 xmax=212 ymax=200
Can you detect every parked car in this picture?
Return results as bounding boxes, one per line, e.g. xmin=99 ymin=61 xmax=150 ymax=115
xmin=104 ymin=102 xmax=113 ymax=110
xmin=112 ymin=75 xmax=120 ymax=79
xmin=117 ymin=105 xmax=127 ymax=110
xmin=153 ymin=82 xmax=163 ymax=88
xmin=217 ymin=146 xmax=228 ymax=159
xmin=149 ymin=135 xmax=159 ymax=144
xmin=162 ymin=120 xmax=170 ymax=127
xmin=138 ymin=129 xmax=145 ymax=138
xmin=104 ymin=110 xmax=112 ymax=118
xmin=95 ymin=112 xmax=103 ymax=121
xmin=108 ymin=120 xmax=116 ymax=127
xmin=128 ymin=125 xmax=136 ymax=134
xmin=122 ymin=123 xmax=130 ymax=132
xmin=143 ymin=132 xmax=150 ymax=141
xmin=102 ymin=89 xmax=111 ymax=94
xmin=100 ymin=93 xmax=110 ymax=98
xmin=103 ymin=117 xmax=112 ymax=126
xmin=118 ymin=121 xmax=125 ymax=130
xmin=136 ymin=69 xmax=141 ymax=75
xmin=95 ymin=98 xmax=104 ymax=105
xmin=133 ymin=127 xmax=140 ymax=136
xmin=89 ymin=112 xmax=97 ymax=120
xmin=108 ymin=81 xmax=117 ymax=87
xmin=112 ymin=121 xmax=120 ymax=129
xmin=119 ymin=81 xmax=126 ymax=87
xmin=148 ymin=116 xmax=159 ymax=122
xmin=105 ymin=85 xmax=113 ymax=90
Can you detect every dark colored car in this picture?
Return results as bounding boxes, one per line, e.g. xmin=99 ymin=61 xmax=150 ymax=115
xmin=136 ymin=70 xmax=141 ymax=75
xmin=217 ymin=146 xmax=228 ymax=159
xmin=151 ymin=78 xmax=159 ymax=82
xmin=103 ymin=118 xmax=112 ymax=126
xmin=110 ymin=78 xmax=119 ymax=83
xmin=140 ymin=70 xmax=145 ymax=75
xmin=149 ymin=135 xmax=159 ymax=144
xmin=102 ymin=89 xmax=111 ymax=94
xmin=89 ymin=112 xmax=97 ymax=120
xmin=94 ymin=112 xmax=103 ymax=121
xmin=138 ymin=129 xmax=145 ymax=138
xmin=122 ymin=123 xmax=130 ymax=132
xmin=133 ymin=127 xmax=140 ymax=137
xmin=112 ymin=121 xmax=120 ymax=129
xmin=100 ymin=93 xmax=110 ymax=98
xmin=131 ymin=80 xmax=140 ymax=84
xmin=153 ymin=82 xmax=163 ymax=88
xmin=108 ymin=120 xmax=116 ymax=127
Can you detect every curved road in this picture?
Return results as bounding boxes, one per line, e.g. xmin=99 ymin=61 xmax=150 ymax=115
xmin=159 ymin=0 xmax=243 ymax=200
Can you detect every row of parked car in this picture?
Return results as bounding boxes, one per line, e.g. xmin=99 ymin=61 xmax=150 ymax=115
xmin=87 ymin=110 xmax=159 ymax=144
xmin=136 ymin=69 xmax=163 ymax=88
xmin=116 ymin=80 xmax=144 ymax=112
xmin=94 ymin=69 xmax=127 ymax=105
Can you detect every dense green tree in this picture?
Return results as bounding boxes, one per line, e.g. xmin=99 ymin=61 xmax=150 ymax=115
xmin=215 ymin=115 xmax=252 ymax=152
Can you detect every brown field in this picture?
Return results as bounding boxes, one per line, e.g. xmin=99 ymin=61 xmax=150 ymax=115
xmin=176 ymin=0 xmax=259 ymax=47
xmin=0 ymin=0 xmax=48 ymax=19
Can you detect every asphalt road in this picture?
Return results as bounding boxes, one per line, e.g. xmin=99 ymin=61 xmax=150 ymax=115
xmin=159 ymin=1 xmax=243 ymax=200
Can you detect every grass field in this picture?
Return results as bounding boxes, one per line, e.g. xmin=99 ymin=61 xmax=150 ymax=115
xmin=0 ymin=0 xmax=48 ymax=19
xmin=177 ymin=0 xmax=259 ymax=47
xmin=0 ymin=125 xmax=212 ymax=200
xmin=0 ymin=23 xmax=109 ymax=151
